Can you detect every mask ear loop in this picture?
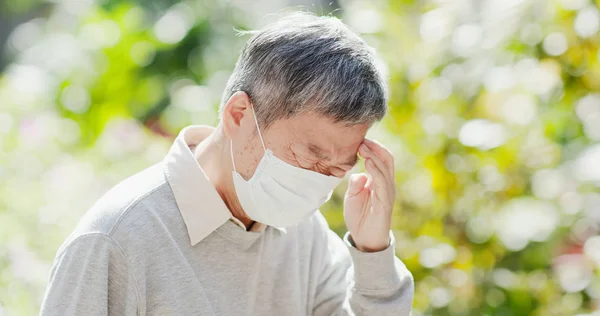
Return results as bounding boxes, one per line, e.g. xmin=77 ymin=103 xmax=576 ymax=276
xmin=230 ymin=103 xmax=266 ymax=174
xmin=250 ymin=105 xmax=266 ymax=151
xmin=230 ymin=139 xmax=238 ymax=174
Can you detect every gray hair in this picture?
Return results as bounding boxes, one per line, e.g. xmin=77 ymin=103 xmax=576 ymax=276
xmin=220 ymin=11 xmax=388 ymax=129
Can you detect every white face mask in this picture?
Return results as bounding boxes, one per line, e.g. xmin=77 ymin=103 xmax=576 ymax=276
xmin=230 ymin=108 xmax=342 ymax=228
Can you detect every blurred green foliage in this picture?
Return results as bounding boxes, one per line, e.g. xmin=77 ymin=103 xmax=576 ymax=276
xmin=2 ymin=0 xmax=600 ymax=315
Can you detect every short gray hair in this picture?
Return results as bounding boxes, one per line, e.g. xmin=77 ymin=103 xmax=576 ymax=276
xmin=221 ymin=11 xmax=388 ymax=128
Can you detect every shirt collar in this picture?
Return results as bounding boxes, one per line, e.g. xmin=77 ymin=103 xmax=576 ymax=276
xmin=163 ymin=125 xmax=283 ymax=246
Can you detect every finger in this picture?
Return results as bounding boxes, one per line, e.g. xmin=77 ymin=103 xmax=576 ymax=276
xmin=346 ymin=173 xmax=368 ymax=197
xmin=360 ymin=142 xmax=393 ymax=177
xmin=365 ymin=158 xmax=389 ymax=199
xmin=361 ymin=145 xmax=396 ymax=202
xmin=367 ymin=171 xmax=394 ymax=214
xmin=363 ymin=139 xmax=394 ymax=173
xmin=370 ymin=188 xmax=390 ymax=215
xmin=359 ymin=144 xmax=392 ymax=179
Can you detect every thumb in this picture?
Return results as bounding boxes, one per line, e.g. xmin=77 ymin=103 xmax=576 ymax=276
xmin=346 ymin=173 xmax=368 ymax=197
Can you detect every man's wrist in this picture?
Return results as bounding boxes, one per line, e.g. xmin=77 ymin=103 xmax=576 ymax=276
xmin=347 ymin=233 xmax=391 ymax=253
xmin=343 ymin=231 xmax=403 ymax=291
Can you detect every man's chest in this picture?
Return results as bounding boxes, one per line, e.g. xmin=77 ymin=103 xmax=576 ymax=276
xmin=136 ymin=235 xmax=317 ymax=315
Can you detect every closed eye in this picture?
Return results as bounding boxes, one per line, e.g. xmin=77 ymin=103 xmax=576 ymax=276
xmin=291 ymin=151 xmax=316 ymax=170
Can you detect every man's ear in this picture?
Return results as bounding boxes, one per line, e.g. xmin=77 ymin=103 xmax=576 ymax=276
xmin=222 ymin=91 xmax=252 ymax=139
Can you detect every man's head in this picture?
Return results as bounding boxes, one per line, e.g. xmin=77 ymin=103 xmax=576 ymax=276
xmin=220 ymin=11 xmax=387 ymax=180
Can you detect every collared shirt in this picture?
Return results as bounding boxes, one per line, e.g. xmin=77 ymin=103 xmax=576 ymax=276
xmin=41 ymin=125 xmax=414 ymax=316
xmin=163 ymin=125 xmax=274 ymax=244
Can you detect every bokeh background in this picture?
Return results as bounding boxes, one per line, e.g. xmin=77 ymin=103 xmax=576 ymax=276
xmin=2 ymin=0 xmax=600 ymax=315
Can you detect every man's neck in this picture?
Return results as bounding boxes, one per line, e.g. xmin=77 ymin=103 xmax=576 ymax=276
xmin=193 ymin=128 xmax=255 ymax=230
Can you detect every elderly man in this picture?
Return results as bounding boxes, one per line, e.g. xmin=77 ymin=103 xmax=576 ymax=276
xmin=41 ymin=12 xmax=414 ymax=316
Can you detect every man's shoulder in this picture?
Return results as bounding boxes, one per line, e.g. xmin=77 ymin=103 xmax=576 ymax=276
xmin=63 ymin=163 xmax=180 ymax=249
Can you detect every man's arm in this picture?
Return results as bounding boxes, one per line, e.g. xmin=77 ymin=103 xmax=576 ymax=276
xmin=311 ymin=214 xmax=414 ymax=316
xmin=40 ymin=233 xmax=138 ymax=316
xmin=344 ymin=231 xmax=414 ymax=315
xmin=314 ymin=138 xmax=415 ymax=315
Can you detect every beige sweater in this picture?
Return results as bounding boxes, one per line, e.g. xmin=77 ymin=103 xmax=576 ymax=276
xmin=40 ymin=126 xmax=414 ymax=316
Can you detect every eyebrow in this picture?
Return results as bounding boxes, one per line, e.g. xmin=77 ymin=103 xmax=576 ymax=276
xmin=307 ymin=144 xmax=329 ymax=161
xmin=307 ymin=144 xmax=359 ymax=168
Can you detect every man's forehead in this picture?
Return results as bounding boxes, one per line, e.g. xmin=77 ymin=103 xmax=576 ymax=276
xmin=280 ymin=112 xmax=369 ymax=155
xmin=307 ymin=139 xmax=362 ymax=155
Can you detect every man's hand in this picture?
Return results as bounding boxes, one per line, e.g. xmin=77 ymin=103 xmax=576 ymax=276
xmin=343 ymin=139 xmax=395 ymax=253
